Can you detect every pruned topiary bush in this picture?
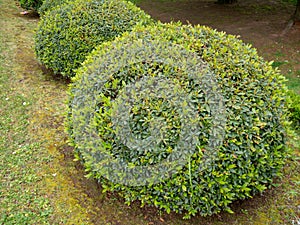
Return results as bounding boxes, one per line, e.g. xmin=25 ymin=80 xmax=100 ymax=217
xmin=67 ymin=22 xmax=289 ymax=218
xmin=19 ymin=0 xmax=43 ymax=11
xmin=34 ymin=0 xmax=153 ymax=78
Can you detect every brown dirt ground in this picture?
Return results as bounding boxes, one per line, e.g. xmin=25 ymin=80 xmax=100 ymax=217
xmin=138 ymin=0 xmax=300 ymax=49
xmin=137 ymin=0 xmax=300 ymax=94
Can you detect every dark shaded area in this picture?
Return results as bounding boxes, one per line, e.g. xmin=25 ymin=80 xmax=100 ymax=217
xmin=293 ymin=0 xmax=300 ymax=22
xmin=217 ymin=0 xmax=237 ymax=4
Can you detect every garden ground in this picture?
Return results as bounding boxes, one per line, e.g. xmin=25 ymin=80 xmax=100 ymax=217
xmin=0 ymin=0 xmax=299 ymax=224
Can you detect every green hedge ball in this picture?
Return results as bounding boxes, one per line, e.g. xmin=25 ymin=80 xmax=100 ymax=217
xmin=67 ymin=22 xmax=289 ymax=218
xmin=34 ymin=0 xmax=153 ymax=77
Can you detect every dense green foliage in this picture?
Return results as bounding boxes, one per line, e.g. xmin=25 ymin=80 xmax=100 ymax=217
xmin=67 ymin=22 xmax=289 ymax=218
xmin=287 ymin=90 xmax=300 ymax=131
xmin=19 ymin=0 xmax=43 ymax=10
xmin=34 ymin=0 xmax=152 ymax=78
xmin=38 ymin=0 xmax=68 ymax=15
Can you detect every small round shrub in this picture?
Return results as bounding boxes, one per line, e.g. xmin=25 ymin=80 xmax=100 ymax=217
xmin=38 ymin=0 xmax=69 ymax=16
xmin=67 ymin=22 xmax=289 ymax=218
xmin=34 ymin=0 xmax=153 ymax=78
xmin=19 ymin=0 xmax=43 ymax=11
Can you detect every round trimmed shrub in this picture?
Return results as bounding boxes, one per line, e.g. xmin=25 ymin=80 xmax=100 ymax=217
xmin=19 ymin=0 xmax=43 ymax=11
xmin=67 ymin=22 xmax=289 ymax=218
xmin=34 ymin=0 xmax=153 ymax=78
